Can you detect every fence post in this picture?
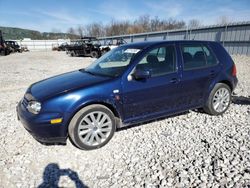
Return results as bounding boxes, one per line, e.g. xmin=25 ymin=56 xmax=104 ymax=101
xmin=186 ymin=27 xmax=189 ymax=40
xmin=45 ymin=40 xmax=47 ymax=51
xmin=223 ymin=24 xmax=228 ymax=47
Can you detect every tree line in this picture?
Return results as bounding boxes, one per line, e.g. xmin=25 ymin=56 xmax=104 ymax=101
xmin=67 ymin=15 xmax=233 ymax=38
xmin=67 ymin=15 xmax=205 ymax=38
xmin=0 ymin=15 xmax=231 ymax=40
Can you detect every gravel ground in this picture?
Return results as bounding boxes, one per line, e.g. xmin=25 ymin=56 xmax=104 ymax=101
xmin=0 ymin=51 xmax=249 ymax=188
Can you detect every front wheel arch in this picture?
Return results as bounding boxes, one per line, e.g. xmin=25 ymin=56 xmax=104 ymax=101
xmin=66 ymin=101 xmax=121 ymax=131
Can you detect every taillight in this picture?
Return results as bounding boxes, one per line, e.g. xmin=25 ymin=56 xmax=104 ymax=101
xmin=232 ymin=64 xmax=237 ymax=77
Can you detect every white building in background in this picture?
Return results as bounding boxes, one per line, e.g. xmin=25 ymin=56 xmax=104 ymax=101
xmin=15 ymin=38 xmax=70 ymax=51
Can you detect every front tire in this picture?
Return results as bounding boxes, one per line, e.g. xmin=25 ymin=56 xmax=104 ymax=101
xmin=68 ymin=105 xmax=116 ymax=150
xmin=204 ymin=83 xmax=231 ymax=115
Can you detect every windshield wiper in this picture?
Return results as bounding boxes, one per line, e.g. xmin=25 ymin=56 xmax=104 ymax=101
xmin=80 ymin=69 xmax=114 ymax=78
xmin=82 ymin=69 xmax=96 ymax=76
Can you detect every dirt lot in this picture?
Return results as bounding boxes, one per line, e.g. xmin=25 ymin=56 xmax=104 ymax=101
xmin=0 ymin=51 xmax=249 ymax=187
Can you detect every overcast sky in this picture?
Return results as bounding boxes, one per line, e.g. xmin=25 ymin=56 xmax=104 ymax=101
xmin=0 ymin=0 xmax=249 ymax=32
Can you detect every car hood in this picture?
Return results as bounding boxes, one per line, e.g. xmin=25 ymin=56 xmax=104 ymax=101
xmin=29 ymin=70 xmax=111 ymax=101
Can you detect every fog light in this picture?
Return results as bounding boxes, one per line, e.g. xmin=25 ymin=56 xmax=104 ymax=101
xmin=50 ymin=118 xmax=63 ymax=124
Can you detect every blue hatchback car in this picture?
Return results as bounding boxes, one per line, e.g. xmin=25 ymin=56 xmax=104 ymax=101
xmin=17 ymin=41 xmax=238 ymax=150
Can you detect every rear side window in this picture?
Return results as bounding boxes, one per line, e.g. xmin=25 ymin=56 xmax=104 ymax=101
xmin=181 ymin=44 xmax=217 ymax=70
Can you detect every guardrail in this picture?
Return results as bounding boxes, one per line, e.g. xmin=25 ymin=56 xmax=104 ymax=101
xmin=99 ymin=22 xmax=250 ymax=56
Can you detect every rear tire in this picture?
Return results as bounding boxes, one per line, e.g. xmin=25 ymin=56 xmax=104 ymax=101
xmin=203 ymin=83 xmax=231 ymax=115
xmin=91 ymin=51 xmax=99 ymax=58
xmin=68 ymin=104 xmax=116 ymax=150
xmin=71 ymin=51 xmax=76 ymax=57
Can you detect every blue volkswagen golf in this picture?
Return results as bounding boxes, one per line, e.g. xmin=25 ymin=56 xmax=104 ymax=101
xmin=17 ymin=41 xmax=238 ymax=150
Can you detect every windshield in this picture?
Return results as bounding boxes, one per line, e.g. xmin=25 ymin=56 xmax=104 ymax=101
xmin=85 ymin=46 xmax=141 ymax=77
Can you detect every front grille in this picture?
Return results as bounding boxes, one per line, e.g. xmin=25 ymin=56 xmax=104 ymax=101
xmin=24 ymin=93 xmax=34 ymax=101
xmin=22 ymin=97 xmax=29 ymax=107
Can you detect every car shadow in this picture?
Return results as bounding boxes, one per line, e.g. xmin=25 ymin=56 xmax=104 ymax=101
xmin=232 ymin=96 xmax=250 ymax=105
xmin=38 ymin=163 xmax=88 ymax=188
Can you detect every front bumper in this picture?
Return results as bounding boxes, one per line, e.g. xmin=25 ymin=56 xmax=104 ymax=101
xmin=16 ymin=101 xmax=67 ymax=144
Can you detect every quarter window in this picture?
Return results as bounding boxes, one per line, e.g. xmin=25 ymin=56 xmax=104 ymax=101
xmin=181 ymin=44 xmax=217 ymax=70
xmin=203 ymin=46 xmax=217 ymax=65
xmin=136 ymin=45 xmax=176 ymax=77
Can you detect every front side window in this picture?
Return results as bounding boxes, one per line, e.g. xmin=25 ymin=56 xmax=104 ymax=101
xmin=136 ymin=45 xmax=176 ymax=77
xmin=181 ymin=44 xmax=217 ymax=70
xmin=85 ymin=46 xmax=141 ymax=77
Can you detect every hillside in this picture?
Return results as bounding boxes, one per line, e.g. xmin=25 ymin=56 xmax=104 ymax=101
xmin=0 ymin=26 xmax=79 ymax=40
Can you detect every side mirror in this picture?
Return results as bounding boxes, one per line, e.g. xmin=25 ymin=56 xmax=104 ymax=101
xmin=133 ymin=69 xmax=151 ymax=80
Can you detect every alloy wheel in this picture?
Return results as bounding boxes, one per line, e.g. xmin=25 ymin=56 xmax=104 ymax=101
xmin=212 ymin=88 xmax=230 ymax=113
xmin=77 ymin=111 xmax=112 ymax=146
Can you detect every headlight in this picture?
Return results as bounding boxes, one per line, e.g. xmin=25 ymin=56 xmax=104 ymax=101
xmin=27 ymin=101 xmax=41 ymax=114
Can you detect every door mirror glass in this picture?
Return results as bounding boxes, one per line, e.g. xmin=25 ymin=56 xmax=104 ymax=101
xmin=133 ymin=69 xmax=151 ymax=80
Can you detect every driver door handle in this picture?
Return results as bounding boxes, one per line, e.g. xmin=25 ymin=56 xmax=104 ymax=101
xmin=170 ymin=78 xmax=178 ymax=84
xmin=210 ymin=70 xmax=216 ymax=77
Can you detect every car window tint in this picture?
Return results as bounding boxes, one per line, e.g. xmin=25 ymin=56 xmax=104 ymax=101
xmin=181 ymin=45 xmax=206 ymax=70
xmin=202 ymin=46 xmax=217 ymax=65
xmin=137 ymin=45 xmax=176 ymax=77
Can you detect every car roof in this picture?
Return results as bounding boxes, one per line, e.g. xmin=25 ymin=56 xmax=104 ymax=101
xmin=122 ymin=40 xmax=218 ymax=49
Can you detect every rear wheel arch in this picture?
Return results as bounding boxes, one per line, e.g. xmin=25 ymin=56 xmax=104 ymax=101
xmin=218 ymin=80 xmax=233 ymax=91
xmin=203 ymin=82 xmax=232 ymax=115
xmin=206 ymin=79 xmax=233 ymax=100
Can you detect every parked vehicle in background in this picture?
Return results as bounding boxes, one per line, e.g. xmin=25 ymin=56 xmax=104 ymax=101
xmin=0 ymin=30 xmax=10 ymax=56
xmin=57 ymin=42 xmax=69 ymax=51
xmin=5 ymin=40 xmax=22 ymax=53
xmin=53 ymin=42 xmax=70 ymax=51
xmin=21 ymin=45 xmax=29 ymax=52
xmin=100 ymin=38 xmax=127 ymax=55
xmin=66 ymin=37 xmax=102 ymax=58
xmin=17 ymin=40 xmax=238 ymax=150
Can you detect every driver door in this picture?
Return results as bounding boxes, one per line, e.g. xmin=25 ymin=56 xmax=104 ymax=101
xmin=121 ymin=45 xmax=182 ymax=123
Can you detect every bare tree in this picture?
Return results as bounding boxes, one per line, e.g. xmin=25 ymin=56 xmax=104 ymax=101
xmin=105 ymin=19 xmax=130 ymax=36
xmin=51 ymin=28 xmax=61 ymax=33
xmin=85 ymin=23 xmax=105 ymax=37
xmin=67 ymin=27 xmax=75 ymax=35
xmin=150 ymin=16 xmax=161 ymax=31
xmin=67 ymin=15 xmax=188 ymax=37
xmin=66 ymin=27 xmax=79 ymax=39
xmin=188 ymin=19 xmax=202 ymax=28
xmin=217 ymin=16 xmax=232 ymax=25
xmin=77 ymin=25 xmax=85 ymax=38
xmin=134 ymin=15 xmax=150 ymax=32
